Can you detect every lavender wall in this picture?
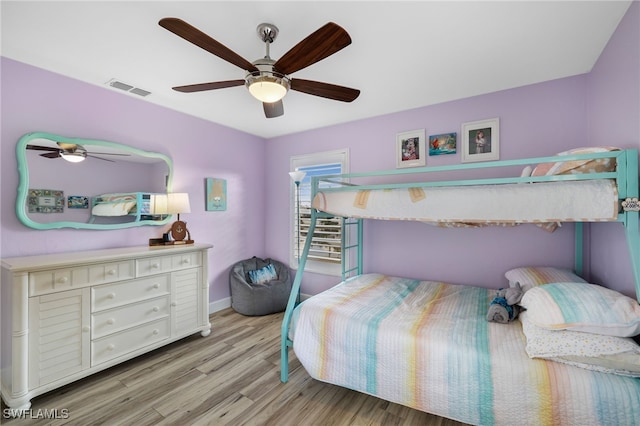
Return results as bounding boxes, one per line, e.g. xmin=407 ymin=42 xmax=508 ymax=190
xmin=587 ymin=0 xmax=640 ymax=297
xmin=0 ymin=57 xmax=266 ymax=304
xmin=265 ymin=76 xmax=591 ymax=295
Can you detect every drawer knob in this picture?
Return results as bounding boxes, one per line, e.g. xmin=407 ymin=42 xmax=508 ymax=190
xmin=107 ymin=344 xmax=115 ymax=351
xmin=107 ymin=269 xmax=116 ymax=276
xmin=181 ymin=259 xmax=190 ymax=265
xmin=152 ymin=329 xmax=159 ymax=335
xmin=82 ymin=326 xmax=90 ymax=332
xmin=153 ymin=283 xmax=160 ymax=289
xmin=151 ymin=263 xmax=160 ymax=269
xmin=56 ymin=276 xmax=69 ymax=283
xmin=107 ymin=293 xmax=116 ymax=299
xmin=153 ymin=306 xmax=160 ymax=312
xmin=107 ymin=318 xmax=115 ymax=325
xmin=171 ymin=302 xmax=177 ymax=307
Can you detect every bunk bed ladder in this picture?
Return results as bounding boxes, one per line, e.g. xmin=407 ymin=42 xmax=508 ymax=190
xmin=280 ymin=206 xmax=321 ymax=382
xmin=341 ymin=217 xmax=363 ymax=280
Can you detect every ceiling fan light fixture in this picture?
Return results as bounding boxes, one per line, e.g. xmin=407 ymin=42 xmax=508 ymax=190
xmin=246 ymin=72 xmax=290 ymax=103
xmin=60 ymin=147 xmax=87 ymax=163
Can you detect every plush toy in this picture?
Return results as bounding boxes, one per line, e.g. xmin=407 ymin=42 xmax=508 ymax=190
xmin=486 ymin=282 xmax=524 ymax=324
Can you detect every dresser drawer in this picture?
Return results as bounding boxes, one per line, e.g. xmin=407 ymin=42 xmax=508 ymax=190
xmin=91 ymin=296 xmax=170 ymax=339
xmin=136 ymin=252 xmax=201 ymax=277
xmin=91 ymin=318 xmax=169 ymax=366
xmin=29 ymin=261 xmax=135 ymax=296
xmin=92 ymin=275 xmax=169 ymax=312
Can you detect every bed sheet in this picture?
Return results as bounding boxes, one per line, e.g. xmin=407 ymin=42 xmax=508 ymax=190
xmin=291 ymin=274 xmax=640 ymax=425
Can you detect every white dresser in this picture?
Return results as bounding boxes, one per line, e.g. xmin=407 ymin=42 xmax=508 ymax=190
xmin=1 ymin=243 xmax=212 ymax=410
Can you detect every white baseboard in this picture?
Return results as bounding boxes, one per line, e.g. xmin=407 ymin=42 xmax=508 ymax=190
xmin=209 ymin=294 xmax=312 ymax=314
xmin=209 ymin=297 xmax=231 ymax=314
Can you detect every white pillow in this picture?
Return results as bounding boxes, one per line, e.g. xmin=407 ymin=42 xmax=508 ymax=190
xmin=520 ymin=282 xmax=640 ymax=337
xmin=520 ymin=311 xmax=640 ymax=377
xmin=505 ymin=266 xmax=586 ymax=293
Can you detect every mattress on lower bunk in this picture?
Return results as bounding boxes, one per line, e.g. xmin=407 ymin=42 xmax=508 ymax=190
xmin=311 ymin=179 xmax=618 ymax=223
xmin=291 ymin=274 xmax=640 ymax=426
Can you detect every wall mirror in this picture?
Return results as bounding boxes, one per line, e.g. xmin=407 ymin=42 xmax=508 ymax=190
xmin=16 ymin=132 xmax=173 ymax=230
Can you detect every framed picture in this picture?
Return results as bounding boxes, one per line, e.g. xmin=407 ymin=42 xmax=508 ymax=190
xmin=206 ymin=178 xmax=227 ymax=211
xmin=461 ymin=118 xmax=500 ymax=163
xmin=429 ymin=133 xmax=457 ymax=156
xmin=67 ymin=195 xmax=89 ymax=209
xmin=28 ymin=189 xmax=64 ymax=213
xmin=396 ymin=129 xmax=426 ymax=168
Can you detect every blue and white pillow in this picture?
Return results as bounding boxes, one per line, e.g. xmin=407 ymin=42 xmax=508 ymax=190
xmin=248 ymin=263 xmax=278 ymax=284
xmin=520 ymin=282 xmax=640 ymax=337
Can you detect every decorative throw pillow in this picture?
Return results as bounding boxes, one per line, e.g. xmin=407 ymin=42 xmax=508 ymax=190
xmin=531 ymin=146 xmax=619 ymax=177
xmin=248 ymin=263 xmax=278 ymax=284
xmin=520 ymin=311 xmax=640 ymax=377
xmin=505 ymin=266 xmax=586 ymax=293
xmin=520 ymin=282 xmax=640 ymax=337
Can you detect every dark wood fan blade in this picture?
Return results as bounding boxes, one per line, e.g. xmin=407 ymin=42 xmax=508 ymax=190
xmin=40 ymin=152 xmax=61 ymax=159
xmin=87 ymin=155 xmax=115 ymax=162
xmin=159 ymin=18 xmax=258 ymax=73
xmin=263 ymin=100 xmax=284 ymax=118
xmin=274 ymin=22 xmax=351 ymax=75
xmin=291 ymin=78 xmax=360 ymax=102
xmin=89 ymin=152 xmax=130 ymax=156
xmin=27 ymin=144 xmax=58 ymax=152
xmin=172 ymin=80 xmax=246 ymax=93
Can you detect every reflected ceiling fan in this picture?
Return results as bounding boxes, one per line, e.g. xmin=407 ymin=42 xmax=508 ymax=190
xmin=159 ymin=18 xmax=360 ymax=118
xmin=26 ymin=142 xmax=130 ymax=163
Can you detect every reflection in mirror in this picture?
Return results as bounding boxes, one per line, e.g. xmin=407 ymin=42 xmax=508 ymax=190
xmin=16 ymin=132 xmax=173 ymax=230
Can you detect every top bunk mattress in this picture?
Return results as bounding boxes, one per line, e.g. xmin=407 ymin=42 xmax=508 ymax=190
xmin=311 ymin=179 xmax=619 ymax=223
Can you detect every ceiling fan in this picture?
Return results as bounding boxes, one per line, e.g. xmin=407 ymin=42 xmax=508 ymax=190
xmin=159 ymin=18 xmax=361 ymax=118
xmin=26 ymin=142 xmax=130 ymax=163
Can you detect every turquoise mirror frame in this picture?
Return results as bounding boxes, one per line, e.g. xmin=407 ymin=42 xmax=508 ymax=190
xmin=16 ymin=132 xmax=173 ymax=230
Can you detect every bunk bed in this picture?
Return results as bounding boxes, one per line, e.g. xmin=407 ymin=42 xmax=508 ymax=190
xmin=280 ymin=148 xmax=640 ymax=425
xmin=89 ymin=192 xmax=158 ymax=223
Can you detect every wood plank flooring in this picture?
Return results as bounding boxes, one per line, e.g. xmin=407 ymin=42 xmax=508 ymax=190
xmin=2 ymin=308 xmax=468 ymax=425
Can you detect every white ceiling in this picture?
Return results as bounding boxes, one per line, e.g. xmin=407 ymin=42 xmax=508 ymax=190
xmin=1 ymin=1 xmax=632 ymax=139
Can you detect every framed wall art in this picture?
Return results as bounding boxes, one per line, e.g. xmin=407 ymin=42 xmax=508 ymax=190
xmin=206 ymin=178 xmax=227 ymax=211
xmin=461 ymin=118 xmax=500 ymax=163
xmin=67 ymin=195 xmax=89 ymax=209
xmin=396 ymin=129 xmax=426 ymax=168
xmin=429 ymin=132 xmax=457 ymax=156
xmin=28 ymin=189 xmax=64 ymax=213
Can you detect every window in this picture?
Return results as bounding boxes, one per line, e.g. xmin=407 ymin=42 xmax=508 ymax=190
xmin=290 ymin=149 xmax=349 ymax=275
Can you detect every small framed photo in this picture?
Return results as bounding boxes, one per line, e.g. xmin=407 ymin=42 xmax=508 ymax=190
xmin=67 ymin=195 xmax=89 ymax=209
xmin=461 ymin=118 xmax=500 ymax=163
xmin=429 ymin=133 xmax=457 ymax=156
xmin=396 ymin=129 xmax=426 ymax=168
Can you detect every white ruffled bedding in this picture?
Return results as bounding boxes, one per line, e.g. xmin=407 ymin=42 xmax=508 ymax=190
xmin=91 ymin=194 xmax=137 ymax=216
xmin=291 ymin=274 xmax=640 ymax=425
xmin=311 ymin=180 xmax=618 ymax=224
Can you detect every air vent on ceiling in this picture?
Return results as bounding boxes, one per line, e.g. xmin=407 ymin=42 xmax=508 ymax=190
xmin=106 ymin=79 xmax=151 ymax=97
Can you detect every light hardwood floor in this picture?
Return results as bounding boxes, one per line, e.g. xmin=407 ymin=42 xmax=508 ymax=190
xmin=2 ymin=308 xmax=468 ymax=425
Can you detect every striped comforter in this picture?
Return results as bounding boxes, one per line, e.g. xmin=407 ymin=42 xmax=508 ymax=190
xmin=291 ymin=274 xmax=640 ymax=425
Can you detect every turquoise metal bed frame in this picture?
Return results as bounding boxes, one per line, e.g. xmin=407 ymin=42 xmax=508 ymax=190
xmin=280 ymin=149 xmax=640 ymax=382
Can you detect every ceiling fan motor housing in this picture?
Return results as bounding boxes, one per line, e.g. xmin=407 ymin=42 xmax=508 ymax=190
xmin=245 ymin=58 xmax=291 ymax=102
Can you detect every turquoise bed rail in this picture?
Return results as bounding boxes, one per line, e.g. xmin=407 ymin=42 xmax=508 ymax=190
xmin=280 ymin=149 xmax=640 ymax=382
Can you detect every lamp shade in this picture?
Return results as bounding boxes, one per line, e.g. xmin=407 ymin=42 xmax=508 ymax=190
xmin=151 ymin=193 xmax=191 ymax=215
xmin=289 ymin=171 xmax=306 ymax=184
xmin=167 ymin=193 xmax=191 ymax=214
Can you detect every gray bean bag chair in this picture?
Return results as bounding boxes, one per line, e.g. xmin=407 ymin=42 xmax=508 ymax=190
xmin=229 ymin=256 xmax=292 ymax=316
